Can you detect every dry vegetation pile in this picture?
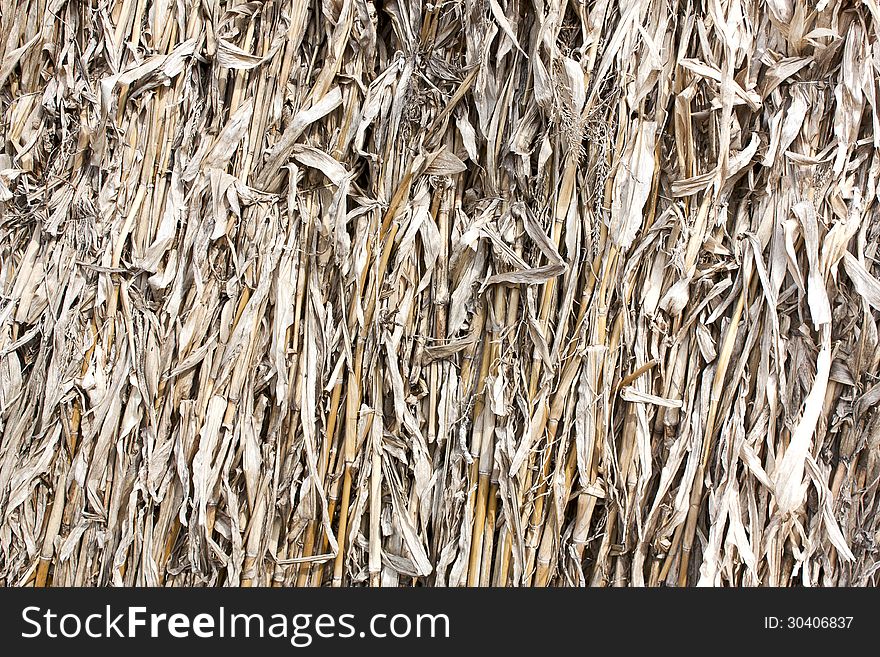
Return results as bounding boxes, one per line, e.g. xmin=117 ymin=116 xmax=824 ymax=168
xmin=1 ymin=0 xmax=880 ymax=586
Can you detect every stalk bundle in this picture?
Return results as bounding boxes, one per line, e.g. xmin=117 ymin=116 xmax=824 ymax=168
xmin=1 ymin=0 xmax=880 ymax=587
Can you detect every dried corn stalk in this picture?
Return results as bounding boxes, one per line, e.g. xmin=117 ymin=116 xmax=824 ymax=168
xmin=1 ymin=0 xmax=879 ymax=587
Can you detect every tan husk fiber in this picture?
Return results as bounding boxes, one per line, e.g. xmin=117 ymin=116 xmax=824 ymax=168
xmin=1 ymin=0 xmax=879 ymax=587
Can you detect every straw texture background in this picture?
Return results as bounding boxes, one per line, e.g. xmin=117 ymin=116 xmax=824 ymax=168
xmin=1 ymin=0 xmax=880 ymax=587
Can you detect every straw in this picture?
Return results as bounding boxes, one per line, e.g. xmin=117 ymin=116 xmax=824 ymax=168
xmin=0 ymin=0 xmax=878 ymax=588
